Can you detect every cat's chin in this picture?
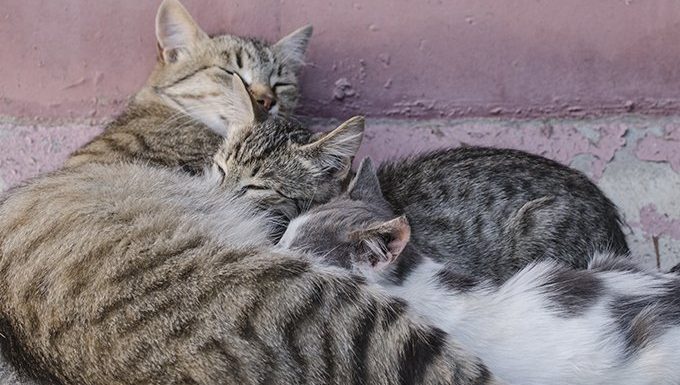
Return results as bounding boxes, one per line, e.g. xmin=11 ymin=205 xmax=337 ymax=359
xmin=268 ymin=103 xmax=280 ymax=115
xmin=188 ymin=114 xmax=230 ymax=137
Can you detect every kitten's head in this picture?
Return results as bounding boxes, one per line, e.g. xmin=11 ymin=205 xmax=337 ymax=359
xmin=212 ymin=75 xmax=365 ymax=236
xmin=147 ymin=0 xmax=312 ymax=135
xmin=277 ymin=158 xmax=411 ymax=269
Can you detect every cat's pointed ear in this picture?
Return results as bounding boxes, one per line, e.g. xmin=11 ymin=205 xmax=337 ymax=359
xmin=156 ymin=0 xmax=208 ymax=63
xmin=354 ymin=216 xmax=411 ymax=269
xmin=225 ymin=73 xmax=268 ymax=127
xmin=347 ymin=158 xmax=384 ymax=203
xmin=274 ymin=25 xmax=313 ymax=69
xmin=299 ymin=116 xmax=364 ymax=180
xmin=213 ymin=75 xmax=266 ymax=168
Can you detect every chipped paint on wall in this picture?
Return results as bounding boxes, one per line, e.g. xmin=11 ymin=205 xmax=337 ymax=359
xmin=336 ymin=118 xmax=629 ymax=180
xmin=635 ymin=127 xmax=680 ymax=173
xmin=639 ymin=204 xmax=680 ymax=240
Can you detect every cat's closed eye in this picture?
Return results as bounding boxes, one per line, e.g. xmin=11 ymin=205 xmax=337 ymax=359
xmin=216 ymin=66 xmax=235 ymax=75
xmin=237 ymin=184 xmax=270 ymax=197
xmin=273 ymin=82 xmax=295 ymax=89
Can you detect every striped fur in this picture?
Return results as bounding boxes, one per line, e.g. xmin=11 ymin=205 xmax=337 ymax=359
xmin=67 ymin=0 xmax=312 ymax=172
xmin=377 ymin=146 xmax=629 ymax=282
xmin=280 ymin=161 xmax=680 ymax=385
xmin=0 ymin=147 xmax=499 ymax=385
xmin=69 ymin=75 xmax=365 ymax=242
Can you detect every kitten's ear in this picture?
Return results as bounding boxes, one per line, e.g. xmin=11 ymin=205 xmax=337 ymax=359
xmin=274 ymin=25 xmax=313 ymax=69
xmin=156 ymin=0 xmax=208 ymax=63
xmin=299 ymin=116 xmax=364 ymax=180
xmin=225 ymin=74 xmax=268 ymax=127
xmin=347 ymin=158 xmax=384 ymax=203
xmin=354 ymin=216 xmax=411 ymax=269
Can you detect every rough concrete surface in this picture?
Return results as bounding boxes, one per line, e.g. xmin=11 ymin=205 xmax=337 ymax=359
xmin=1 ymin=115 xmax=678 ymax=269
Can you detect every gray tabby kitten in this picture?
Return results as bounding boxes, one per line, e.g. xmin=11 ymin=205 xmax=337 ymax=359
xmin=0 ymin=139 xmax=499 ymax=385
xmin=67 ymin=0 xmax=313 ymax=174
xmin=209 ymin=77 xmax=365 ymax=227
xmin=279 ymin=159 xmax=680 ymax=385
xmin=376 ymin=148 xmax=628 ymax=282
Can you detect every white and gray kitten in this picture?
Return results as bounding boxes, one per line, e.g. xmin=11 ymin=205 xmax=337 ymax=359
xmin=279 ymin=158 xmax=680 ymax=385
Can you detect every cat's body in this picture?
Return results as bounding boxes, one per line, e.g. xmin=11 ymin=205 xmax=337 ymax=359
xmin=280 ymin=160 xmax=680 ymax=385
xmin=377 ymin=148 xmax=629 ymax=282
xmin=368 ymin=254 xmax=680 ymax=385
xmin=0 ymin=158 xmax=498 ymax=385
xmin=66 ymin=101 xmax=223 ymax=174
xmin=67 ymin=0 xmax=313 ymax=174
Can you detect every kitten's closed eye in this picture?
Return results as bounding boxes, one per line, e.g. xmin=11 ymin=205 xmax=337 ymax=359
xmin=273 ymin=82 xmax=295 ymax=89
xmin=216 ymin=66 xmax=235 ymax=75
xmin=237 ymin=185 xmax=299 ymax=214
xmin=237 ymin=184 xmax=269 ymax=197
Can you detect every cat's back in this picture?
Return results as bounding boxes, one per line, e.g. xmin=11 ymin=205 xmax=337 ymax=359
xmin=65 ymin=102 xmax=223 ymax=173
xmin=0 ymin=162 xmax=269 ymax=264
xmin=0 ymin=163 xmax=267 ymax=384
xmin=379 ymin=147 xmax=603 ymax=198
xmin=0 ymin=164 xmax=499 ymax=385
xmin=377 ymin=147 xmax=628 ymax=278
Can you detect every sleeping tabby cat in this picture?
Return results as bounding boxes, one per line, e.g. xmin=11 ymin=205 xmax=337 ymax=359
xmin=0 ymin=119 xmax=498 ymax=384
xmin=279 ymin=158 xmax=680 ymax=385
xmin=67 ymin=0 xmax=313 ymax=174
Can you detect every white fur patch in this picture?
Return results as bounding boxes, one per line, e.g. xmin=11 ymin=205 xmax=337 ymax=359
xmin=277 ymin=213 xmax=310 ymax=249
xmin=375 ymin=257 xmax=680 ymax=385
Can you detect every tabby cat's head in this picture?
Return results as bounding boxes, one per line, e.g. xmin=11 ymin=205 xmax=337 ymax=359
xmin=146 ymin=0 xmax=312 ymax=136
xmin=212 ymin=75 xmax=365 ymax=234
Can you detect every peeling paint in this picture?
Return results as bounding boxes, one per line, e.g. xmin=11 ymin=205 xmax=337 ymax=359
xmin=639 ymin=204 xmax=680 ymax=240
xmin=332 ymin=78 xmax=356 ymax=100
xmin=345 ymin=119 xmax=628 ymax=180
xmin=635 ymin=128 xmax=680 ymax=173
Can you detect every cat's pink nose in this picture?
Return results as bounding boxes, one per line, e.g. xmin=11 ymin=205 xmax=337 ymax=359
xmin=249 ymin=83 xmax=277 ymax=112
xmin=257 ymin=95 xmax=275 ymax=110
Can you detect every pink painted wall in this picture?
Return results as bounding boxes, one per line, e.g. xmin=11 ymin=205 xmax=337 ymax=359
xmin=2 ymin=0 xmax=680 ymax=119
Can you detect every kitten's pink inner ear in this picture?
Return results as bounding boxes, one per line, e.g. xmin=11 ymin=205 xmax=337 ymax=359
xmin=383 ymin=216 xmax=411 ymax=258
xmin=155 ymin=0 xmax=208 ymax=59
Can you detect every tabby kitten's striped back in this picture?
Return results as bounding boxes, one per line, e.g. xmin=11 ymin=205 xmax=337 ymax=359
xmin=67 ymin=0 xmax=313 ymax=173
xmin=0 ymin=144 xmax=498 ymax=385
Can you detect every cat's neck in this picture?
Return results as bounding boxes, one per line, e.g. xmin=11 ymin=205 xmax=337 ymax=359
xmin=380 ymin=252 xmax=479 ymax=330
xmin=132 ymin=86 xmax=180 ymax=113
xmin=64 ymin=85 xmax=222 ymax=173
xmin=387 ymin=244 xmax=482 ymax=291
xmin=385 ymin=244 xmax=425 ymax=285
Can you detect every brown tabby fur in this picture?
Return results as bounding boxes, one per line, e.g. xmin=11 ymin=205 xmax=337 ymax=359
xmin=0 ymin=145 xmax=498 ymax=385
